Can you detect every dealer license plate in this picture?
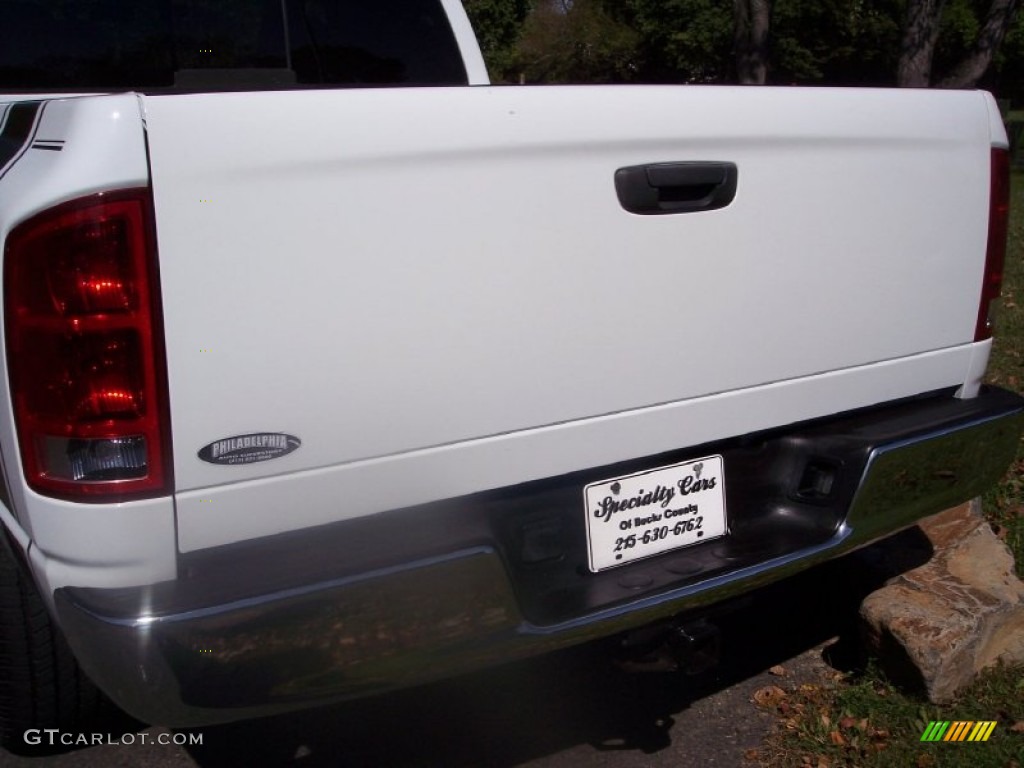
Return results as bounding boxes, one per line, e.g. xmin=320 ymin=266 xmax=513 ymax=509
xmin=583 ymin=455 xmax=728 ymax=572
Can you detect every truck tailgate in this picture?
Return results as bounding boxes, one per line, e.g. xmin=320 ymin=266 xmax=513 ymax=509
xmin=139 ymin=86 xmax=995 ymax=547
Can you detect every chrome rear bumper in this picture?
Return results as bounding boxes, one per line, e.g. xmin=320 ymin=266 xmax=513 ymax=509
xmin=55 ymin=387 xmax=1024 ymax=726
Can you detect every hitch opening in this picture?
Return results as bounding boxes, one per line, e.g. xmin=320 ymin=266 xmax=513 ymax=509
xmin=614 ymin=618 xmax=721 ymax=675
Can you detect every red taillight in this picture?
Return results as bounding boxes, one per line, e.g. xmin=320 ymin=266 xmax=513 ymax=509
xmin=4 ymin=189 xmax=171 ymax=501
xmin=976 ymin=147 xmax=1011 ymax=341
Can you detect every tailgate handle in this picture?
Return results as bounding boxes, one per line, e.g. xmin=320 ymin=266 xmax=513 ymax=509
xmin=615 ymin=162 xmax=738 ymax=215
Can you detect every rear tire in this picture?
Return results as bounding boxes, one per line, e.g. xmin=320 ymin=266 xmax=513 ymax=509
xmin=0 ymin=532 xmax=104 ymax=752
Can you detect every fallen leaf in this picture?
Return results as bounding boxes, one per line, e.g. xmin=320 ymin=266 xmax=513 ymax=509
xmin=821 ymin=714 xmax=831 ymax=728
xmin=1010 ymin=721 xmax=1024 ymax=733
xmin=743 ymin=748 xmax=760 ymax=762
xmin=817 ymin=757 xmax=831 ymax=768
xmin=829 ymin=730 xmax=845 ymax=746
xmin=752 ymin=685 xmax=788 ymax=708
xmin=769 ymin=664 xmax=787 ymax=676
xmin=916 ymin=753 xmax=936 ymax=768
xmin=858 ymin=718 xmax=869 ymax=731
xmin=839 ymin=716 xmax=858 ymax=730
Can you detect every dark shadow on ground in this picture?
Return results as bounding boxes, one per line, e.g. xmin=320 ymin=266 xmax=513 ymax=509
xmin=182 ymin=528 xmax=933 ymax=768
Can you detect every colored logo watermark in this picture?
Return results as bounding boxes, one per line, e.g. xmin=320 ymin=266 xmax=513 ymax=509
xmin=920 ymin=721 xmax=997 ymax=742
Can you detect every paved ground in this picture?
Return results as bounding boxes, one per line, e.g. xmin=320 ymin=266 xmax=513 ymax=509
xmin=0 ymin=537 xmax=925 ymax=768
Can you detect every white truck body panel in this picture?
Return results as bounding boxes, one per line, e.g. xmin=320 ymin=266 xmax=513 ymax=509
xmin=175 ymin=344 xmax=979 ymax=552
xmin=0 ymin=95 xmax=177 ymax=591
xmin=135 ymin=86 xmax=994 ymax=549
xmin=0 ymin=95 xmax=148 ymax=219
xmin=0 ymin=85 xmax=1004 ymax=565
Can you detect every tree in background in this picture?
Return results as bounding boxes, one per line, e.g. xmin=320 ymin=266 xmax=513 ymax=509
xmin=618 ymin=0 xmax=904 ymax=85
xmin=464 ymin=0 xmax=1021 ymax=96
xmin=898 ymin=0 xmax=947 ymax=84
xmin=509 ymin=0 xmax=905 ymax=86
xmin=939 ymin=0 xmax=1020 ymax=85
xmin=511 ymin=0 xmax=639 ymax=83
xmin=734 ymin=0 xmax=772 ymax=83
xmin=462 ymin=0 xmax=532 ymax=81
xmin=609 ymin=0 xmax=733 ymax=83
xmin=769 ymin=0 xmax=903 ymax=85
xmin=993 ymin=6 xmax=1024 ymax=99
xmin=898 ymin=0 xmax=1020 ymax=86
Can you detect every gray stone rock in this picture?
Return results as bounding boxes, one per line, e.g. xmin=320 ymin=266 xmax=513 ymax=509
xmin=859 ymin=499 xmax=1024 ymax=703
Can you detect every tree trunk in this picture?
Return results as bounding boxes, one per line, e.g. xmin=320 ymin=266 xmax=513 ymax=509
xmin=937 ymin=0 xmax=1019 ymax=88
xmin=897 ymin=0 xmax=946 ymax=87
xmin=734 ymin=0 xmax=771 ymax=84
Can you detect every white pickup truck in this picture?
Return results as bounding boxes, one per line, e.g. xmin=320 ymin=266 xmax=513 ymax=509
xmin=1 ymin=0 xmax=1022 ymax=743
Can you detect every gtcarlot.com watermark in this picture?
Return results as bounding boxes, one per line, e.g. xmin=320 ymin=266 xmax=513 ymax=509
xmin=23 ymin=729 xmax=203 ymax=747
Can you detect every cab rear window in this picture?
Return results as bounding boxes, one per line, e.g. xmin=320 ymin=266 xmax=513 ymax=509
xmin=0 ymin=0 xmax=468 ymax=91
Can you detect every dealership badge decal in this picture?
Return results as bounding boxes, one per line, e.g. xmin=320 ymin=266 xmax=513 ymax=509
xmin=198 ymin=433 xmax=300 ymax=465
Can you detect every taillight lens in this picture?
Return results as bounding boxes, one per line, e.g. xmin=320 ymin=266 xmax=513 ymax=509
xmin=4 ymin=189 xmax=171 ymax=501
xmin=976 ymin=147 xmax=1011 ymax=341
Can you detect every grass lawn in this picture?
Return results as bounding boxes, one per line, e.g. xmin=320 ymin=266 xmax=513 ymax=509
xmin=758 ymin=173 xmax=1024 ymax=767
